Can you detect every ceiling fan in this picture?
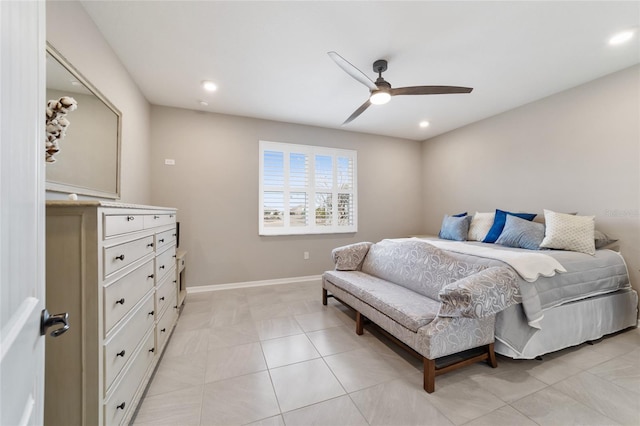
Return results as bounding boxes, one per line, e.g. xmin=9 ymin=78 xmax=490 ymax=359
xmin=328 ymin=51 xmax=473 ymax=124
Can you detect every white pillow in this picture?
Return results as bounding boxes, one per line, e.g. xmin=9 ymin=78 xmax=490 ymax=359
xmin=467 ymin=212 xmax=494 ymax=241
xmin=539 ymin=209 xmax=596 ymax=255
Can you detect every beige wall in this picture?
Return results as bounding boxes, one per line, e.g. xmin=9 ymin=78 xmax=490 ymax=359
xmin=46 ymin=1 xmax=151 ymax=204
xmin=150 ymin=106 xmax=424 ymax=286
xmin=421 ymin=65 xmax=640 ymax=292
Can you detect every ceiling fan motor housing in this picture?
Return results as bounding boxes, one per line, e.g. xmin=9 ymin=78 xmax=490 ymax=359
xmin=374 ymin=79 xmax=391 ymax=90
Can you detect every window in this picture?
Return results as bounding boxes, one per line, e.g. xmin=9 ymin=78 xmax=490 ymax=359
xmin=259 ymin=140 xmax=357 ymax=235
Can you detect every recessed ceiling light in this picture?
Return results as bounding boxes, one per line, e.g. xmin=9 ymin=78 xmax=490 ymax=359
xmin=419 ymin=121 xmax=430 ymax=128
xmin=609 ymin=30 xmax=635 ymax=45
xmin=199 ymin=100 xmax=209 ymax=106
xmin=202 ymin=80 xmax=217 ymax=92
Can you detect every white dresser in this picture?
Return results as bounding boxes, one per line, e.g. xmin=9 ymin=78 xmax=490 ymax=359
xmin=44 ymin=201 xmax=180 ymax=426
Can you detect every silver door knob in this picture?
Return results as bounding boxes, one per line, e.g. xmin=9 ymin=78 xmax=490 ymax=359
xmin=40 ymin=309 xmax=69 ymax=337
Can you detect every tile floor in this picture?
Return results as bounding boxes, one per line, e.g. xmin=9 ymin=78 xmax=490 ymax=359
xmin=133 ymin=280 xmax=640 ymax=426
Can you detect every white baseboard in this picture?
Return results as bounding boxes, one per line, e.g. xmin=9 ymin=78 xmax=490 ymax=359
xmin=186 ymin=275 xmax=323 ymax=294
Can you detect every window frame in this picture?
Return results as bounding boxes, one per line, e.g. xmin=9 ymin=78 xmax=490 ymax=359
xmin=259 ymin=140 xmax=358 ymax=236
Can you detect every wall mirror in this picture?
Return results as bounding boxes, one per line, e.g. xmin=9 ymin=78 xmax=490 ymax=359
xmin=46 ymin=42 xmax=121 ymax=199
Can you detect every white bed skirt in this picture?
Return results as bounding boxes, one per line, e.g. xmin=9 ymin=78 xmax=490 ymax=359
xmin=495 ymin=289 xmax=638 ymax=359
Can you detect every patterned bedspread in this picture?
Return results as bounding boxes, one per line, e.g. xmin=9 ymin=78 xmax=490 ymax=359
xmin=395 ymin=238 xmax=631 ymax=327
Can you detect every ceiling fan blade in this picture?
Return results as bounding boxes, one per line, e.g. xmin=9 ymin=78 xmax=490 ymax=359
xmin=343 ymin=100 xmax=372 ymax=125
xmin=328 ymin=51 xmax=378 ymax=91
xmin=390 ymin=86 xmax=473 ymax=96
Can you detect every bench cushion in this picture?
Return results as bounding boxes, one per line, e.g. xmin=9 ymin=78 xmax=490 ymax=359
xmin=361 ymin=240 xmax=487 ymax=300
xmin=332 ymin=242 xmax=373 ymax=271
xmin=438 ymin=266 xmax=520 ymax=318
xmin=324 ymin=270 xmax=441 ymax=332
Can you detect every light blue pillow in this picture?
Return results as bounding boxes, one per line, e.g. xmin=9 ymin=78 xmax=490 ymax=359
xmin=439 ymin=215 xmax=472 ymax=241
xmin=483 ymin=209 xmax=537 ymax=243
xmin=495 ymin=214 xmax=545 ymax=250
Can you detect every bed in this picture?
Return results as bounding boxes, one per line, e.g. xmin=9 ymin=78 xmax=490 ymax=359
xmin=386 ymin=237 xmax=638 ymax=359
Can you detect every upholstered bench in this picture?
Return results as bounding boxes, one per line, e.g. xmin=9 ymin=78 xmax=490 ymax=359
xmin=322 ymin=239 xmax=520 ymax=392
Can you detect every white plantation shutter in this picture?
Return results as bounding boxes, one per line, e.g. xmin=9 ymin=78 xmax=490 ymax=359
xmin=262 ymin=150 xmax=285 ymax=228
xmin=259 ymin=141 xmax=357 ymax=235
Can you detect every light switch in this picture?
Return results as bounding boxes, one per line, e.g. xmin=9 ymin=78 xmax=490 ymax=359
xmin=164 ymin=159 xmax=175 ymax=165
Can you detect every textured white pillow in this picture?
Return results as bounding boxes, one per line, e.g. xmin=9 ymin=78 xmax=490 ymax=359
xmin=467 ymin=212 xmax=494 ymax=241
xmin=539 ymin=209 xmax=596 ymax=255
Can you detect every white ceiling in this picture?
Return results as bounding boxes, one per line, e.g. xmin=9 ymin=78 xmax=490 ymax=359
xmin=81 ymin=1 xmax=639 ymax=141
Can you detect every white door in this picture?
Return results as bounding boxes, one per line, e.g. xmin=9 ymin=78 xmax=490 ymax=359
xmin=0 ymin=1 xmax=47 ymax=425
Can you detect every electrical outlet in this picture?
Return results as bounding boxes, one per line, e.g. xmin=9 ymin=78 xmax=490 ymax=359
xmin=303 ymin=251 xmax=309 ymax=260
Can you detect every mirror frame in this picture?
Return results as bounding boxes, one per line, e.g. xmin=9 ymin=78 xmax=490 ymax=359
xmin=46 ymin=42 xmax=122 ymax=199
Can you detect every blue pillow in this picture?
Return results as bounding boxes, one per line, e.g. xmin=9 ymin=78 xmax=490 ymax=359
xmin=495 ymin=215 xmax=545 ymax=250
xmin=483 ymin=209 xmax=537 ymax=243
xmin=439 ymin=215 xmax=472 ymax=241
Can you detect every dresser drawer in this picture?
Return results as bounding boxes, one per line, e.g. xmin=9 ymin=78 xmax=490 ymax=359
xmin=156 ymin=292 xmax=178 ymax=352
xmin=143 ymin=213 xmax=176 ymax=229
xmin=155 ymin=270 xmax=176 ymax=315
xmin=104 ymin=294 xmax=155 ymax=392
xmin=155 ymin=228 xmax=177 ymax=252
xmin=104 ymin=214 xmax=144 ymax=237
xmin=104 ymin=260 xmax=155 ymax=334
xmin=155 ymin=245 xmax=176 ymax=284
xmin=104 ymin=235 xmax=154 ymax=277
xmin=104 ymin=329 xmax=155 ymax=426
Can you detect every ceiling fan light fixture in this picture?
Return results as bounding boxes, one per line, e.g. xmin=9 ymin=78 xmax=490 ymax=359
xmin=370 ymin=90 xmax=391 ymax=105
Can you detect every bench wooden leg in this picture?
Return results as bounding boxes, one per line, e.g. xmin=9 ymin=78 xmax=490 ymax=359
xmin=355 ymin=311 xmax=364 ymax=335
xmin=487 ymin=342 xmax=497 ymax=368
xmin=423 ymin=358 xmax=435 ymax=393
xmin=322 ymin=288 xmax=328 ymax=306
xmin=422 ymin=343 xmax=496 ymax=393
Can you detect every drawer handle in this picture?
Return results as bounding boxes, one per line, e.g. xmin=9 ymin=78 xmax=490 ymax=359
xmin=126 ymin=216 xmax=134 ymax=221
xmin=159 ymin=238 xmax=165 ymax=243
xmin=173 ymin=280 xmax=177 ymax=284
xmin=160 ymin=296 xmax=165 ymax=301
xmin=116 ymin=350 xmax=125 ymax=357
xmin=161 ymin=328 xmax=166 ymax=333
xmin=172 ymin=233 xmax=177 ymax=237
xmin=148 ymin=310 xmax=155 ymax=316
xmin=115 ymin=254 xmax=125 ymax=261
xmin=154 ymin=215 xmax=160 ymax=219
xmin=147 ymin=274 xmax=154 ymax=279
xmin=173 ymin=255 xmax=177 ymax=258
xmin=149 ymin=348 xmax=155 ymax=353
xmin=174 ymin=305 xmax=178 ymax=309
xmin=116 ymin=298 xmax=125 ymax=305
xmin=117 ymin=402 xmax=126 ymax=410
xmin=159 ymin=265 xmax=165 ymax=270
xmin=147 ymin=243 xmax=154 ymax=248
